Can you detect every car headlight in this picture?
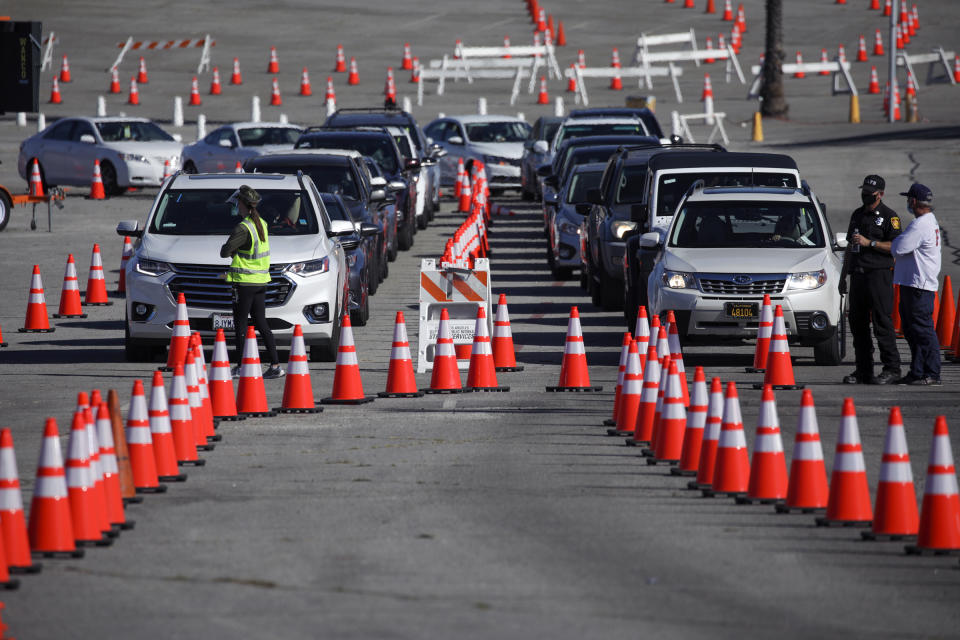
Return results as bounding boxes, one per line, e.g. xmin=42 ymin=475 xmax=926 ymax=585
xmin=120 ymin=153 xmax=150 ymax=163
xmin=286 ymin=257 xmax=329 ymax=277
xmin=558 ymin=221 xmax=580 ymax=235
xmin=787 ymin=269 xmax=827 ymax=290
xmin=662 ymin=270 xmax=696 ymax=289
xmin=135 ymin=258 xmax=172 ymax=276
xmin=611 ymin=220 xmax=637 ymax=240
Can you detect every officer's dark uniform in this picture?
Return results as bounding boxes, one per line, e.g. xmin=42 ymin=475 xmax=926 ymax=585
xmin=844 ymin=182 xmax=902 ymax=383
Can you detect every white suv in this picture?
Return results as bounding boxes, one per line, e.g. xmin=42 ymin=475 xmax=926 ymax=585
xmin=117 ymin=173 xmax=355 ymax=362
xmin=644 ymin=184 xmax=847 ymax=365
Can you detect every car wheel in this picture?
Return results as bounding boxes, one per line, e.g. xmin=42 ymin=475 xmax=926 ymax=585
xmin=124 ymin=318 xmax=160 ymax=362
xmin=398 ymin=225 xmax=414 ymax=251
xmin=100 ymin=161 xmax=123 ymax=197
xmin=417 ymin=212 xmax=428 ymax=230
xmin=624 ymin=283 xmax=639 ymax=331
xmin=368 ymin=253 xmax=380 ymax=295
xmin=600 ymin=275 xmax=623 ymax=311
xmin=182 ymin=161 xmax=198 ymax=174
xmin=588 ymin=272 xmax=601 ymax=307
xmin=813 ymin=315 xmax=846 ymax=366
xmin=551 ymin=264 xmax=572 ymax=280
xmin=0 ymin=190 xmax=12 ymax=232
xmin=388 ymin=233 xmax=399 ymax=261
xmin=350 ymin=291 xmax=369 ymax=326
xmin=427 ymin=195 xmax=436 ymax=222
xmin=310 ymin=308 xmax=341 ymax=362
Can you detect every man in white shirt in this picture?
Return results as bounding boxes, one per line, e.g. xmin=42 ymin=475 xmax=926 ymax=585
xmin=888 ymin=184 xmax=941 ymax=385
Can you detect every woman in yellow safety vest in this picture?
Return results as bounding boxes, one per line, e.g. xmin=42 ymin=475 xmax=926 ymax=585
xmin=220 ymin=185 xmax=284 ymax=379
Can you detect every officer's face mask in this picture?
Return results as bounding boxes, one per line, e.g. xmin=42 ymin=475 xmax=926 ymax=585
xmin=861 ymin=191 xmax=878 ymax=206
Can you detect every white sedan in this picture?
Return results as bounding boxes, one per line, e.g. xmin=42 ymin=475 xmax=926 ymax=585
xmin=182 ymin=122 xmax=303 ymax=173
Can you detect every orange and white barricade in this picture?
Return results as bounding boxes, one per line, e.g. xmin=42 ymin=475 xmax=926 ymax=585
xmin=418 ymin=258 xmax=491 ymax=373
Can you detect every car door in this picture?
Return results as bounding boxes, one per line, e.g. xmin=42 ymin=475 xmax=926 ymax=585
xmin=38 ymin=119 xmax=77 ymax=184
xmin=65 ymin=120 xmax=101 ymax=183
xmin=201 ymin=127 xmax=238 ymax=172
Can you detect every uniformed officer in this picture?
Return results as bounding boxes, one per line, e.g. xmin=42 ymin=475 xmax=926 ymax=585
xmin=890 ymin=183 xmax=942 ymax=385
xmin=839 ymin=175 xmax=902 ymax=384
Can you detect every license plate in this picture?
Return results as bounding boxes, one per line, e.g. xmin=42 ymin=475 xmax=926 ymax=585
xmin=212 ymin=314 xmax=234 ymax=330
xmin=725 ymin=302 xmax=759 ymax=319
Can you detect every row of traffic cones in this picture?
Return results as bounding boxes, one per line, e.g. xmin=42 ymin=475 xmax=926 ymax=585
xmin=16 ymin=247 xmax=114 ymax=332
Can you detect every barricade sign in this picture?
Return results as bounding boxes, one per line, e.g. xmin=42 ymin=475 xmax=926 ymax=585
xmin=418 ymin=258 xmax=492 ymax=373
xmin=110 ymin=34 xmax=215 ymax=74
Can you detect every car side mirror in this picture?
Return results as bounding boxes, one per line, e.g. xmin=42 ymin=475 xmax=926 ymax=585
xmin=639 ymin=231 xmax=661 ymax=248
xmin=533 ymin=140 xmax=549 ymax=154
xmin=219 ymin=139 xmax=234 ymax=148
xmin=329 ymin=220 xmax=355 ymax=236
xmin=586 ymin=188 xmax=603 ymax=205
xmin=80 ymin=134 xmax=96 ymax=144
xmin=631 ymin=203 xmax=648 ymax=224
xmin=429 ymin=143 xmax=447 ymax=158
xmin=369 ymin=188 xmax=387 ymax=203
xmin=574 ymin=203 xmax=591 ymax=216
xmin=447 ymin=135 xmax=464 ymax=145
xmin=834 ymin=232 xmax=848 ymax=250
xmin=387 ymin=180 xmax=406 ymax=193
xmin=544 ymin=192 xmax=558 ymax=205
xmin=405 ymin=158 xmax=421 ymax=170
xmin=116 ymin=220 xmax=142 ymax=238
xmin=536 ymin=164 xmax=553 ymax=177
xmin=544 ymin=176 xmax=558 ymax=189
xmin=359 ymin=222 xmax=379 ymax=237
xmin=669 ymin=134 xmax=684 ymax=144
xmin=370 ymin=176 xmax=387 ymax=187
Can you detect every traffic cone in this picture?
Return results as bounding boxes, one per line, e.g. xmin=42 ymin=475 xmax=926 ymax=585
xmin=27 ymin=158 xmax=43 ymax=198
xmin=936 ymin=275 xmax=955 ymax=348
xmin=730 ymin=23 xmax=741 ymax=54
xmin=546 ymin=306 xmax=602 ymax=392
xmin=577 ymin=49 xmax=586 ymax=68
xmin=535 ymin=75 xmax=549 ymax=104
xmin=299 ymin=68 xmax=313 ymax=97
xmin=189 ymin=335 xmax=218 ymax=444
xmin=125 ymin=380 xmax=166 ymax=494
xmin=27 ymin=418 xmax=82 ymax=558
xmin=148 ymin=371 xmax=186 ymax=481
xmin=736 ymin=3 xmax=747 ymax=30
xmin=650 ymin=361 xmax=686 ymax=465
xmin=950 ymin=287 xmax=960 ymax=358
xmin=56 ymin=54 xmax=71 ymax=83
xmin=0 ymin=430 xmax=41 ymax=573
xmin=666 ymin=311 xmax=689 ymax=405
xmin=895 ymin=24 xmax=904 ymax=50
xmin=384 ymin=66 xmax=397 ymax=103
xmin=236 ymin=325 xmax=278 ymax=416
xmin=869 ymin=0 xmax=879 ymax=8
xmin=722 ymin=0 xmax=733 ymax=20
xmin=162 ymin=293 xmax=191 ymax=371
xmin=793 ymin=51 xmax=806 ymax=78
xmin=883 ymin=0 xmax=892 ymax=17
xmin=168 ymin=364 xmax=204 ymax=466
xmin=127 ymin=76 xmax=140 ymax=105
xmin=856 ymin=34 xmax=868 ymax=62
xmin=705 ymin=0 xmax=716 ymax=13
xmin=66 ymin=411 xmax=110 ymax=546
xmin=19 ymin=265 xmax=54 ymax=333
xmin=48 ymin=77 xmax=62 ymax=104
xmin=933 ymin=289 xmax=940 ymax=329
xmin=83 ymin=243 xmax=112 ymax=306
xmin=906 ymin=71 xmax=917 ymax=98
xmin=422 ymin=309 xmax=463 ymax=394
xmin=610 ymin=47 xmax=621 ymax=68
xmin=644 ymin=355 xmax=671 ymax=454
xmin=276 ymin=324 xmax=322 ymax=412
xmin=816 ymin=398 xmax=872 ymax=526
xmin=133 ymin=56 xmax=147 ymax=84
xmin=701 ymin=74 xmax=714 ymax=114
xmin=348 ymin=57 xmax=360 ymax=85
xmin=556 ymin=21 xmax=566 ymax=46
xmin=905 ymin=416 xmax=960 ymax=554
xmin=54 ymin=254 xmax=87 ymax=319
xmin=269 ymin=77 xmax=282 ymax=106
xmin=466 ymin=307 xmax=507 ymax=392
xmin=629 ymin=342 xmax=660 ymax=445
xmin=459 ymin=173 xmax=472 ymax=213
xmin=737 ymin=385 xmax=789 ymax=504
xmin=567 ymin=64 xmax=578 ymax=92
xmin=745 ymin=294 xmax=772 ymax=372
xmin=688 ymin=377 xmax=723 ymax=489
xmin=410 ymin=57 xmax=420 ymax=83
xmin=837 ymin=44 xmax=847 ymax=64
xmin=684 ymin=0 xmax=695 ymax=7
xmin=78 ymin=402 xmax=112 ymax=539
xmin=861 ymin=407 xmax=919 ymax=540
xmin=162 ymin=159 xmax=173 ymax=181
xmin=0 ymin=324 xmax=6 ymax=347
xmin=106 ymin=390 xmax=140 ymax=505
xmin=634 ymin=306 xmax=651 ymax=363
xmin=400 ymin=42 xmax=413 ymax=70
xmin=267 ymin=46 xmax=279 ymax=73
xmin=94 ymin=401 xmax=135 ymax=527
xmin=912 ymin=4 xmax=920 ymax=30
xmin=109 ymin=67 xmax=121 ymax=94
xmin=322 ymin=315 xmax=375 ymax=404
xmin=704 ymin=37 xmax=716 ymax=64
xmin=610 ymin=68 xmax=622 ymax=91
xmin=379 ymin=311 xmax=423 ymax=397
xmin=703 ymin=382 xmax=750 ymax=498
xmin=610 ymin=340 xmax=642 ymax=436
xmin=954 ymin=56 xmax=960 ymax=84
xmin=209 ymin=67 xmax=222 ymax=95
xmin=755 ymin=305 xmax=802 ymax=390
xmin=775 ymin=389 xmax=830 ymax=513
xmin=536 ymin=7 xmax=547 ymax=31
xmin=674 ymin=367 xmax=707 ymax=476
xmin=208 ymin=329 xmax=241 ymax=421
xmin=334 ymin=44 xmax=347 ymax=72
xmin=492 ymin=294 xmax=523 ymax=372
xmin=873 ymin=29 xmax=884 ymax=56
xmin=231 ymin=57 xmax=243 ymax=85
xmin=323 ymin=76 xmax=335 ymax=102
xmin=655 ymin=324 xmax=671 ymax=362
xmin=547 ymin=14 xmax=555 ymax=39
xmin=892 ymin=81 xmax=901 ymax=120
xmin=819 ymin=49 xmax=831 ymax=76
xmin=86 ymin=159 xmax=107 ymax=201
xmin=605 ymin=332 xmax=632 ymax=427
xmin=867 ymin=66 xmax=881 ymax=94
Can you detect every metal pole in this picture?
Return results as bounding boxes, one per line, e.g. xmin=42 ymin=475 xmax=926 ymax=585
xmin=888 ymin=0 xmax=898 ymax=123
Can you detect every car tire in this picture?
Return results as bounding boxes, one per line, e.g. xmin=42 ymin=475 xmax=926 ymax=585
xmin=368 ymin=251 xmax=380 ymax=295
xmin=600 ymin=275 xmax=623 ymax=311
xmin=100 ymin=161 xmax=123 ymax=197
xmin=388 ymin=232 xmax=399 ymax=261
xmin=551 ymin=264 xmax=573 ymax=280
xmin=124 ymin=320 xmax=161 ymax=362
xmin=398 ymin=225 xmax=414 ymax=251
xmin=0 ymin=190 xmax=12 ymax=232
xmin=350 ymin=291 xmax=369 ymax=326
xmin=310 ymin=310 xmax=341 ymax=362
xmin=624 ymin=284 xmax=639 ymax=332
xmin=813 ymin=315 xmax=846 ymax=366
xmin=427 ymin=195 xmax=436 ymax=222
xmin=417 ymin=212 xmax=428 ymax=230
xmin=182 ymin=161 xmax=198 ymax=174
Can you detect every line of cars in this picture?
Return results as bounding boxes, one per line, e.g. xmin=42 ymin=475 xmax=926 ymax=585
xmin=530 ymin=109 xmax=848 ymax=365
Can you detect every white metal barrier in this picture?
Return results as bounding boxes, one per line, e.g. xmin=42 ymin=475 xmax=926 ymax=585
xmin=672 ymin=110 xmax=729 ymax=145
xmin=897 ymin=47 xmax=956 ymax=87
xmin=747 ymin=58 xmax=857 ymax=98
xmin=40 ymin=32 xmax=58 ymax=72
xmin=455 ymin=41 xmax=562 ymax=81
xmin=110 ymin=35 xmax=215 ymax=74
xmin=634 ymin=29 xmax=699 ymax=67
xmin=637 ymin=44 xmax=745 ymax=89
xmin=566 ymin=64 xmax=684 ymax=105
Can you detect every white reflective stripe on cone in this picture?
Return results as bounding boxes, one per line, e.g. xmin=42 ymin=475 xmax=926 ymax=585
xmin=793 ymin=440 xmax=825 ymax=461
xmin=833 ymin=451 xmax=866 ymax=472
xmin=718 ymin=427 xmax=747 ymax=449
xmin=930 ymin=435 xmax=956 ymax=467
xmin=391 ymin=343 xmax=412 ymax=361
xmin=879 ymin=461 xmax=914 ymax=483
xmin=753 ymin=431 xmax=784 ymax=453
xmin=0 ymin=487 xmax=23 ymax=511
xmin=336 ymin=349 xmax=359 ymax=367
xmin=924 ymin=473 xmax=960 ymax=496
xmin=564 ymin=339 xmax=585 ymax=356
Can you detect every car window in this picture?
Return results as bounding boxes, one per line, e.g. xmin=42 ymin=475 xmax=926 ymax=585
xmin=203 ymin=130 xmax=221 ymax=145
xmin=71 ymin=121 xmax=97 ymax=142
xmin=238 ymin=127 xmax=301 ymax=147
xmin=97 ymin=121 xmax=174 ymax=142
xmin=464 ymin=122 xmax=530 ymax=143
xmin=567 ymin=171 xmax=603 ymax=204
xmin=560 ymin=146 xmax=620 ymax=184
xmin=542 ymin=120 xmax=561 ymax=142
xmin=299 ymin=136 xmax=399 ymax=174
xmin=670 ymin=201 xmax=824 ymax=248
xmin=44 ymin=120 xmax=76 ymax=141
xmin=149 ymin=188 xmax=319 ymax=236
xmin=216 ymin=129 xmax=237 ymax=147
xmin=556 ymin=123 xmax=643 ymax=148
xmin=301 ymin=165 xmax=360 ymax=200
xmin=392 ymin=134 xmax=413 ymax=159
xmin=656 ymin=171 xmax=798 ymax=218
xmin=615 ymin=164 xmax=650 ymax=204
xmin=320 ymin=194 xmax=353 ymax=223
xmin=424 ymin=121 xmax=446 ymax=142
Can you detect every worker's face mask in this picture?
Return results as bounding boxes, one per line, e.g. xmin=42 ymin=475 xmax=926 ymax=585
xmin=861 ymin=191 xmax=878 ymax=206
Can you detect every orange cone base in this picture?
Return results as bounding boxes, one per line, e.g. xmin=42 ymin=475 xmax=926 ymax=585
xmin=378 ymin=390 xmax=425 ymax=398
xmin=736 ymin=495 xmax=785 ymax=505
xmin=76 ymin=533 xmax=114 ymax=548
xmin=646 ymin=457 xmax=679 ymax=466
xmin=321 ymin=396 xmax=374 ymax=405
xmin=178 ymin=458 xmax=206 ymax=467
xmin=33 ymin=547 xmax=85 ymax=558
xmin=545 ymin=385 xmax=603 ymax=392
xmin=9 ymin=561 xmax=43 ymax=575
xmin=904 ymin=544 xmax=960 ymax=555
xmin=275 ymin=405 xmax=323 ymax=414
xmin=0 ymin=576 xmax=20 ymax=589
xmin=862 ymin=531 xmax=916 ymax=541
xmin=420 ymin=387 xmax=462 ymax=395
xmin=815 ymin=515 xmax=872 ymax=527
xmin=495 ymin=365 xmax=524 ymax=372
xmin=18 ymin=327 xmax=55 ymax=333
xmin=752 ymin=382 xmax=804 ymax=390
xmin=744 ymin=366 xmax=765 ymax=373
xmin=53 ymin=312 xmax=87 ymax=319
xmin=465 ymin=385 xmax=510 ymax=392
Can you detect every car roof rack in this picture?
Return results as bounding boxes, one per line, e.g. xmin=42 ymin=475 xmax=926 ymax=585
xmin=330 ymin=107 xmax=406 ymax=114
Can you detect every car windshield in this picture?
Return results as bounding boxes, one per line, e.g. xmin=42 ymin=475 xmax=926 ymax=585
xmin=464 ymin=122 xmax=530 ymax=143
xmin=238 ymin=127 xmax=301 ymax=147
xmin=556 ymin=123 xmax=643 ymax=148
xmin=670 ymin=201 xmax=825 ymax=248
xmin=567 ymin=171 xmax=603 ymax=204
xmin=320 ymin=195 xmax=353 ymax=223
xmin=615 ymin=164 xmax=650 ymax=204
xmin=298 ymin=136 xmax=398 ymax=174
xmin=97 ymin=120 xmax=174 ymax=142
xmin=656 ymin=171 xmax=799 ymax=218
xmin=559 ymin=146 xmax=619 ymax=183
xmin=149 ymin=188 xmax=319 ymax=236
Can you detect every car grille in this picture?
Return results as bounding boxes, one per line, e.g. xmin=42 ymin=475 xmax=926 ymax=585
xmin=166 ymin=263 xmax=294 ymax=310
xmin=698 ymin=274 xmax=786 ymax=296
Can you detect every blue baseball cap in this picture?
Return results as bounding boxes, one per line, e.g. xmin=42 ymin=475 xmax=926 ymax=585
xmin=899 ymin=183 xmax=933 ymax=204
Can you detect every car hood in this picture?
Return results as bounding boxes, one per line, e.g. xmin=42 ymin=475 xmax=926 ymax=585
xmin=467 ymin=141 xmax=524 ymax=159
xmin=139 ymin=233 xmax=327 ymax=265
xmin=664 ymin=247 xmax=829 ymax=274
xmin=105 ymin=141 xmax=184 ymax=156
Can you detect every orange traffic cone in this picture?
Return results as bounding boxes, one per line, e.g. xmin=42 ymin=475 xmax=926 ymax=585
xmin=0 ymin=324 xmax=6 ymax=347
xmin=905 ymin=416 xmax=960 ymax=554
xmin=324 ymin=76 xmax=335 ymax=102
xmin=267 ymin=46 xmax=279 ymax=73
xmin=168 ymin=364 xmax=204 ymax=466
xmin=689 ymin=377 xmax=723 ymax=490
xmin=609 ymin=340 xmax=642 ymax=437
xmin=755 ymin=305 xmax=802 ymax=389
xmin=577 ymin=49 xmax=586 ymax=68
xmin=650 ymin=361 xmax=686 ymax=465
xmin=231 ymin=57 xmax=243 ymax=85
xmin=793 ymin=51 xmax=806 ymax=78
xmin=674 ymin=367 xmax=707 ymax=476
xmin=28 ymin=418 xmax=83 ymax=558
xmin=722 ymin=0 xmax=733 ymax=20
xmin=19 ymin=265 xmax=54 ymax=333
xmin=322 ymin=315 xmax=375 ymax=404
xmin=54 ymin=254 xmax=87 ymax=319
xmin=107 ymin=390 xmax=140 ymax=505
xmin=628 ymin=342 xmax=660 ymax=445
xmin=567 ymin=64 xmax=578 ymax=92
xmin=66 ymin=411 xmax=111 ymax=546
xmin=334 ymin=44 xmax=347 ymax=72
xmin=118 ymin=235 xmax=133 ymax=295
xmin=410 ymin=57 xmax=421 ymax=83
xmin=28 ymin=158 xmax=44 ymax=197
xmin=379 ymin=311 xmax=423 ymax=397
xmin=704 ymin=382 xmax=750 ymax=498
xmin=861 ymin=407 xmax=919 ymax=540
xmin=128 ymin=76 xmax=140 ymax=105
xmin=634 ymin=306 xmax=651 ymax=361
xmin=384 ymin=67 xmax=396 ymax=103
xmin=932 ymin=289 xmax=940 ymax=330
xmin=134 ymin=56 xmax=148 ymax=84
xmin=277 ymin=324 xmax=322 ymax=412
xmin=856 ymin=34 xmax=868 ymax=62
xmin=49 ymin=77 xmax=62 ymax=104
xmin=745 ymin=294 xmax=773 ymax=372
xmin=454 ymin=158 xmax=465 ymax=199
xmin=125 ymin=380 xmax=166 ymax=494
xmin=642 ymin=354 xmax=670 ymax=455
xmin=556 ymin=21 xmax=566 ymax=46
xmin=605 ymin=332 xmax=633 ymax=427
xmin=209 ymin=67 xmax=222 ymax=94
xmin=422 ymin=309 xmax=463 ymax=394
xmin=162 ymin=293 xmax=191 ymax=371
xmin=818 ymin=49 xmax=831 ymax=76
xmin=59 ymin=54 xmax=72 ymax=82
xmin=148 ymin=371 xmax=186 ymax=482
xmin=184 ymin=345 xmax=216 ymax=449
xmin=83 ymin=243 xmax=112 ymax=306
xmin=816 ymin=398 xmax=872 ymax=527
xmin=492 ymin=294 xmax=523 ymax=372
xmin=300 ymin=68 xmax=313 ymax=97
xmin=546 ymin=306 xmax=602 ymax=392
xmin=872 ymin=29 xmax=884 ymax=57
xmin=88 ymin=159 xmax=106 ymax=200
xmin=705 ymin=0 xmax=716 ymax=13
xmin=536 ymin=76 xmax=549 ymax=104
xmin=400 ymin=42 xmax=413 ymax=70
xmin=665 ymin=312 xmax=689 ymax=405
xmin=776 ymin=389 xmax=829 ymax=513
xmin=867 ymin=66 xmax=881 ymax=94
xmin=193 ymin=336 xmax=219 ymax=443
xmin=109 ymin=67 xmax=121 ymax=94
xmin=466 ymin=307 xmax=507 ymax=391
xmin=186 ymin=76 xmax=202 ymax=106
xmin=236 ymin=325 xmax=278 ymax=416
xmin=348 ymin=57 xmax=360 ymax=85
xmin=459 ymin=173 xmax=473 ymax=213
xmin=269 ymin=77 xmax=282 ymax=106
xmin=0 ymin=429 xmax=42 ymax=573
xmin=738 ymin=385 xmax=788 ymax=504
xmin=937 ymin=276 xmax=955 ymax=348
xmin=77 ymin=401 xmax=112 ymax=539
xmin=94 ymin=401 xmax=135 ymax=528
xmin=954 ymin=56 xmax=960 ymax=84
xmin=208 ymin=329 xmax=241 ymax=420
xmin=701 ymin=74 xmax=714 ymax=114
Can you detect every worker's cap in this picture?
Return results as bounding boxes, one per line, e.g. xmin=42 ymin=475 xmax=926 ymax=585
xmin=859 ymin=175 xmax=885 ymax=193
xmin=226 ymin=185 xmax=261 ymax=207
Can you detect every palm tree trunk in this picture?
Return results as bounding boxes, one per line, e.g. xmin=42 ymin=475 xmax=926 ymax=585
xmin=760 ymin=0 xmax=789 ymax=117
